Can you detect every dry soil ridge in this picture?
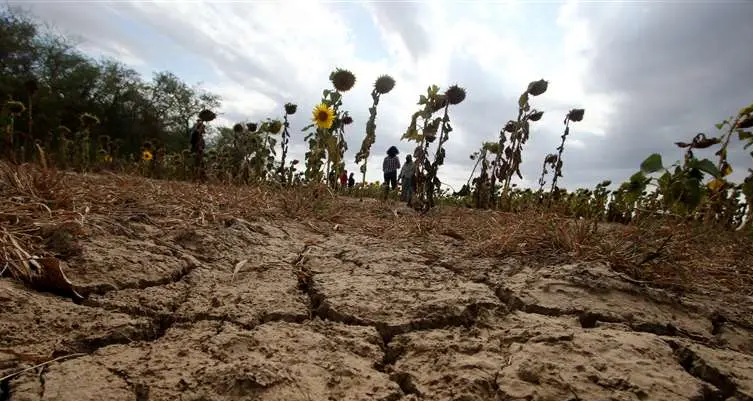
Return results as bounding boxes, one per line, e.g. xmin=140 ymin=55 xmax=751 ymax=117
xmin=1 ymin=211 xmax=753 ymax=401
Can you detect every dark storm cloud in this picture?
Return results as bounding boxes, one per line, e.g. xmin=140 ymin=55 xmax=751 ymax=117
xmin=571 ymin=1 xmax=753 ymax=185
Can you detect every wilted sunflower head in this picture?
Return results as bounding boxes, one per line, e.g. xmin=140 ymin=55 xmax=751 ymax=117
xmin=198 ymin=109 xmax=217 ymax=122
xmin=445 ymin=85 xmax=467 ymax=105
xmin=247 ymin=122 xmax=258 ymax=132
xmin=79 ymin=113 xmax=100 ymax=127
xmin=6 ymin=100 xmax=26 ymax=115
xmin=567 ymin=108 xmax=585 ymax=122
xmin=24 ymin=78 xmax=38 ymax=95
xmin=374 ymin=75 xmax=396 ymax=95
xmin=527 ymin=79 xmax=549 ymax=96
xmin=56 ymin=125 xmax=71 ymax=137
xmin=233 ymin=123 xmax=244 ymax=133
xmin=330 ymin=68 xmax=357 ymax=92
xmin=342 ymin=115 xmax=353 ymax=125
xmin=267 ymin=119 xmax=283 ymax=134
xmin=284 ymin=103 xmax=298 ymax=115
xmin=312 ymin=103 xmax=335 ymax=129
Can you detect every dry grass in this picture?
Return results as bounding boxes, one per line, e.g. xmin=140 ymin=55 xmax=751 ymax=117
xmin=1 ymin=161 xmax=751 ymax=300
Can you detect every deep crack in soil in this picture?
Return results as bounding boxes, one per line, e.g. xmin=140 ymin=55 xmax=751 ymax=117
xmin=3 ymin=204 xmax=753 ymax=400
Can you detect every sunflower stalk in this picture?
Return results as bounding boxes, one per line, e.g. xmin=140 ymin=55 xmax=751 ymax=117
xmin=423 ymin=85 xmax=465 ymax=209
xmin=550 ymin=108 xmax=584 ymax=198
xmin=305 ymin=69 xmax=355 ymax=184
xmin=279 ymin=103 xmax=297 ymax=185
xmin=356 ymin=75 xmax=396 ymax=189
xmin=491 ymin=79 xmax=548 ymax=209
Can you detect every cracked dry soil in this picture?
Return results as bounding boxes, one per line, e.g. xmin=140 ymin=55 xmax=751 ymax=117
xmin=2 ymin=212 xmax=753 ymax=401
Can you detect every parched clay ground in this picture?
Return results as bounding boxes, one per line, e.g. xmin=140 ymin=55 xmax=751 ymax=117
xmin=2 ymin=194 xmax=753 ymax=400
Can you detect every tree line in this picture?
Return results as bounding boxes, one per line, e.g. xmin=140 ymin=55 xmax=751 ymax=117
xmin=0 ymin=6 xmax=221 ymax=161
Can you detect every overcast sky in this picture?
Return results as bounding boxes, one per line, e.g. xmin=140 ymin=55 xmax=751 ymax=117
xmin=18 ymin=0 xmax=753 ymax=191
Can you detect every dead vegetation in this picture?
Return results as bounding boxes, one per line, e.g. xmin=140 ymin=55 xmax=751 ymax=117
xmin=0 ymin=161 xmax=751 ymax=302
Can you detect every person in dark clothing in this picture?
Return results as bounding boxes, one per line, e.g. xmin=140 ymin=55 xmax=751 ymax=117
xmin=398 ymin=155 xmax=415 ymax=203
xmin=348 ymin=172 xmax=355 ymax=189
xmin=382 ymin=146 xmax=400 ymax=199
xmin=189 ymin=119 xmax=206 ymax=180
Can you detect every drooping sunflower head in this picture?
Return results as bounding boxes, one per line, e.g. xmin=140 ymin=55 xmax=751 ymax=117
xmin=374 ymin=75 xmax=396 ymax=95
xmin=445 ymin=85 xmax=467 ymax=105
xmin=284 ymin=103 xmax=298 ymax=115
xmin=567 ymin=108 xmax=585 ymax=122
xmin=247 ymin=122 xmax=258 ymax=132
xmin=79 ymin=113 xmax=100 ymax=127
xmin=198 ymin=109 xmax=217 ymax=122
xmin=56 ymin=125 xmax=72 ymax=137
xmin=527 ymin=79 xmax=549 ymax=96
xmin=233 ymin=123 xmax=244 ymax=133
xmin=312 ymin=103 xmax=335 ymax=129
xmin=267 ymin=119 xmax=283 ymax=134
xmin=6 ymin=100 xmax=26 ymax=115
xmin=24 ymin=78 xmax=38 ymax=95
xmin=329 ymin=68 xmax=357 ymax=92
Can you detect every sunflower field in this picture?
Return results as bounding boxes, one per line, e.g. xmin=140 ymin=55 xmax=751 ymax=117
xmin=1 ymin=5 xmax=753 ymax=236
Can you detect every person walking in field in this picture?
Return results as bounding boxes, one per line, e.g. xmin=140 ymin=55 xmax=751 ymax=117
xmin=398 ymin=154 xmax=415 ymax=204
xmin=348 ymin=172 xmax=355 ymax=190
xmin=339 ymin=170 xmax=348 ymax=190
xmin=382 ymin=146 xmax=401 ymax=200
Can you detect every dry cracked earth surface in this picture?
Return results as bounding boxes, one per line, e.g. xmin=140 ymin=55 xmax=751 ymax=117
xmin=2 ymin=204 xmax=753 ymax=401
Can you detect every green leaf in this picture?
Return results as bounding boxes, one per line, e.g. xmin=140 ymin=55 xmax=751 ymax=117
xmin=715 ymin=122 xmax=725 ymax=130
xmin=640 ymin=153 xmax=664 ymax=173
xmin=418 ymin=95 xmax=428 ymax=105
xmin=518 ymin=92 xmax=529 ymax=109
xmin=688 ymin=158 xmax=722 ymax=178
xmin=738 ymin=131 xmax=753 ymax=141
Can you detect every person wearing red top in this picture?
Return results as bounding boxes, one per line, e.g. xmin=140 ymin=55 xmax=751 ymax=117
xmin=339 ymin=170 xmax=348 ymax=190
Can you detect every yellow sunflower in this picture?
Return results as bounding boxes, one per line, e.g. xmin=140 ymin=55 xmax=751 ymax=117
xmin=312 ymin=103 xmax=335 ymax=129
xmin=707 ymin=178 xmax=725 ymax=192
xmin=104 ymin=155 xmax=113 ymax=163
xmin=142 ymin=150 xmax=153 ymax=161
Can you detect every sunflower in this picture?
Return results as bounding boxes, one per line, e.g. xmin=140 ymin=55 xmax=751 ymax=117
xmin=707 ymin=178 xmax=725 ymax=192
xmin=104 ymin=155 xmax=113 ymax=163
xmin=142 ymin=150 xmax=153 ymax=161
xmin=312 ymin=103 xmax=335 ymax=129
